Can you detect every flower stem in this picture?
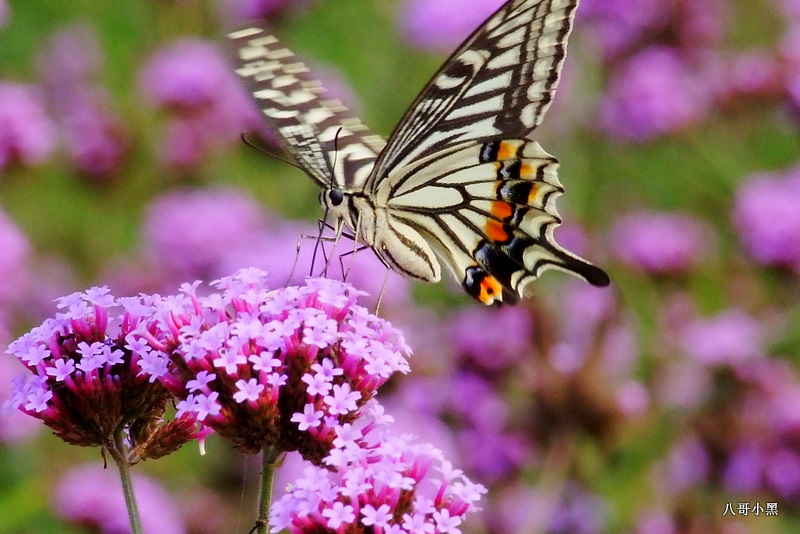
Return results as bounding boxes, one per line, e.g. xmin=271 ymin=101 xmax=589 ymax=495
xmin=109 ymin=429 xmax=143 ymax=534
xmin=255 ymin=447 xmax=281 ymax=534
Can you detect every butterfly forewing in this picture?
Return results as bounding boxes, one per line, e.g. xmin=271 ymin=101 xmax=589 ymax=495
xmin=228 ymin=27 xmax=385 ymax=189
xmin=366 ymin=0 xmax=579 ymax=188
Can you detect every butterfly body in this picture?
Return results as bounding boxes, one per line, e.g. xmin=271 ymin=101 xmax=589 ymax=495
xmin=230 ymin=0 xmax=609 ymax=305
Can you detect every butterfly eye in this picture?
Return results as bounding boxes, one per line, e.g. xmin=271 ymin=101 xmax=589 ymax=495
xmin=328 ymin=189 xmax=344 ymax=207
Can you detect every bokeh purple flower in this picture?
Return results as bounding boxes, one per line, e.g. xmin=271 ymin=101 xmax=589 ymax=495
xmin=139 ymin=39 xmax=262 ymax=168
xmin=138 ymin=269 xmax=410 ymax=460
xmin=679 ymin=309 xmax=763 ymax=366
xmin=580 ymin=0 xmax=671 ymax=60
xmin=0 ymin=0 xmax=8 ymax=29
xmin=0 ymin=208 xmax=31 ymax=305
xmin=143 ymin=187 xmax=268 ymax=281
xmin=398 ymin=0 xmax=504 ymax=51
xmin=35 ymin=26 xmax=128 ymax=178
xmin=733 ymin=166 xmax=800 ymax=271
xmin=599 ymin=47 xmax=712 ymax=142
xmin=656 ymin=436 xmax=710 ymax=494
xmin=0 ymin=83 xmax=56 ymax=170
xmin=228 ymin=0 xmax=315 ymax=22
xmin=610 ymin=210 xmax=713 ymax=274
xmin=270 ymin=428 xmax=485 ymax=534
xmin=53 ymin=463 xmax=185 ymax=534
xmin=448 ymin=305 xmax=532 ymax=372
xmin=581 ymin=0 xmax=725 ymax=60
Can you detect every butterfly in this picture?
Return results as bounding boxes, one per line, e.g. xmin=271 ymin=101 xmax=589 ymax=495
xmin=228 ymin=0 xmax=609 ymax=305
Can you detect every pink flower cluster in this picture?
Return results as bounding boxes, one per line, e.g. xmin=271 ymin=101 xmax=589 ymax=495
xmin=5 ymin=286 xmax=195 ymax=456
xmin=138 ymin=268 xmax=411 ymax=460
xmin=271 ymin=423 xmax=486 ymax=534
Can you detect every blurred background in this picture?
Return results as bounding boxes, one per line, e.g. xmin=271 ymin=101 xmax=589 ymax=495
xmin=1 ymin=0 xmax=800 ymax=532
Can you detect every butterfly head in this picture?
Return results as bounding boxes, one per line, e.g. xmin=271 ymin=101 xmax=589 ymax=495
xmin=322 ymin=188 xmax=345 ymax=207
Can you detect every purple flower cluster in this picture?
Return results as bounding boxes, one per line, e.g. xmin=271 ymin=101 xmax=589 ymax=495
xmin=398 ymin=0 xmax=504 ymax=51
xmin=598 ymin=47 xmax=712 ymax=142
xmin=4 ymin=286 xmax=196 ymax=456
xmin=37 ymin=25 xmax=128 ymax=178
xmin=53 ymin=464 xmax=185 ymax=534
xmin=228 ymin=0 xmax=315 ymax=22
xmin=733 ymin=166 xmax=800 ymax=271
xmin=581 ymin=0 xmax=782 ymax=141
xmin=0 ymin=83 xmax=56 ymax=171
xmin=139 ymin=39 xmax=262 ymax=169
xmin=270 ymin=427 xmax=485 ymax=534
xmin=0 ymin=0 xmax=8 ymax=29
xmin=142 ymin=187 xmax=268 ymax=281
xmin=0 ymin=208 xmax=31 ymax=305
xmin=141 ymin=39 xmax=264 ymax=168
xmin=609 ymin=210 xmax=713 ymax=274
xmin=581 ymin=0 xmax=725 ymax=61
xmin=0 ymin=355 xmax=40 ymax=444
xmin=138 ymin=269 xmax=411 ymax=460
xmin=679 ymin=309 xmax=763 ymax=366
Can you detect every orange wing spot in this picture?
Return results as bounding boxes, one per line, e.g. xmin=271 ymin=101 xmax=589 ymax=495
xmin=497 ymin=140 xmax=521 ymax=161
xmin=519 ymin=162 xmax=536 ymax=179
xmin=527 ymin=182 xmax=541 ymax=203
xmin=479 ymin=276 xmax=504 ymax=305
xmin=485 ymin=219 xmax=509 ymax=242
xmin=491 ymin=200 xmax=513 ymax=219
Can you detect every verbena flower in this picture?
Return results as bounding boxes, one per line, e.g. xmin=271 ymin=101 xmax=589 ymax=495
xmin=270 ymin=423 xmax=486 ymax=534
xmin=580 ymin=0 xmax=669 ymax=60
xmin=4 ymin=287 xmax=196 ymax=458
xmin=0 ymin=0 xmax=9 ymax=29
xmin=142 ymin=187 xmax=268 ymax=280
xmin=733 ymin=167 xmax=800 ymax=271
xmin=0 ymin=208 xmax=31 ymax=305
xmin=679 ymin=309 xmax=763 ymax=365
xmin=229 ymin=0 xmax=315 ymax=22
xmin=598 ymin=47 xmax=711 ymax=142
xmin=53 ymin=463 xmax=185 ymax=534
xmin=610 ymin=211 xmax=713 ymax=274
xmin=38 ymin=26 xmax=128 ymax=178
xmin=139 ymin=39 xmax=263 ymax=169
xmin=0 ymin=82 xmax=56 ymax=171
xmin=138 ymin=268 xmax=411 ymax=461
xmin=398 ymin=0 xmax=503 ymax=52
xmin=0 ymin=354 xmax=41 ymax=444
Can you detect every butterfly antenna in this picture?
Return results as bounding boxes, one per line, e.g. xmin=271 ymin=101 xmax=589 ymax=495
xmin=240 ymin=132 xmax=308 ymax=173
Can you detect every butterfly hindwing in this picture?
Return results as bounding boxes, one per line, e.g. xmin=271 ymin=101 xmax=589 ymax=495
xmin=378 ymin=139 xmax=608 ymax=305
xmin=228 ymin=27 xmax=385 ymax=189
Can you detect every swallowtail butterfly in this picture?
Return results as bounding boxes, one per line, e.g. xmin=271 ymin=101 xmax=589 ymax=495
xmin=229 ymin=0 xmax=609 ymax=305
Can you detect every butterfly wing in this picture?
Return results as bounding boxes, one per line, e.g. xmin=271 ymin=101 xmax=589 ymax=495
xmin=366 ymin=0 xmax=609 ymax=304
xmin=377 ymin=139 xmax=609 ymax=305
xmin=368 ymin=0 xmax=579 ymax=186
xmin=228 ymin=27 xmax=385 ymax=189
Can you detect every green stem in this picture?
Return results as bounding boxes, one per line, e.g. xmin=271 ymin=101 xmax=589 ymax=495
xmin=256 ymin=447 xmax=282 ymax=534
xmin=110 ymin=430 xmax=143 ymax=534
